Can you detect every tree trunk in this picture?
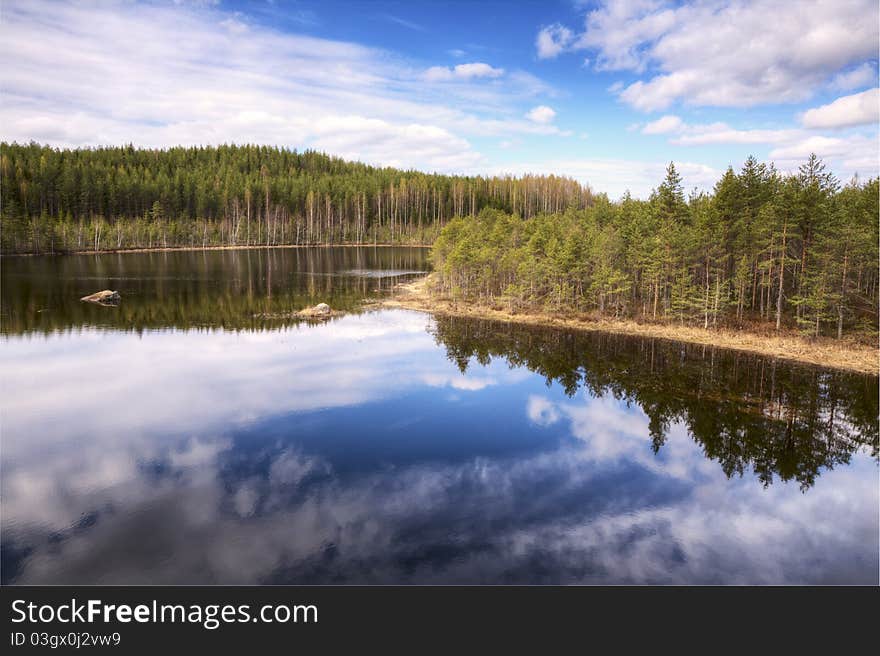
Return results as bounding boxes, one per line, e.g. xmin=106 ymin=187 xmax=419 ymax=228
xmin=838 ymin=248 xmax=848 ymax=339
xmin=776 ymin=220 xmax=787 ymax=331
xmin=703 ymin=256 xmax=710 ymax=329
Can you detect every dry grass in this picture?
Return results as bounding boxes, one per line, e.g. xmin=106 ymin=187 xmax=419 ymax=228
xmin=382 ymin=275 xmax=879 ymax=375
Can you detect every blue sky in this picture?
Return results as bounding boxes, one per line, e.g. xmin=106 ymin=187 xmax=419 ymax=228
xmin=1 ymin=0 xmax=877 ymax=197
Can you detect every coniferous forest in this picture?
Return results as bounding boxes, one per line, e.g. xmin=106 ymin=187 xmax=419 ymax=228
xmin=0 ymin=142 xmax=589 ymax=252
xmin=1 ymin=142 xmax=877 ymax=338
xmin=432 ymin=156 xmax=878 ymax=339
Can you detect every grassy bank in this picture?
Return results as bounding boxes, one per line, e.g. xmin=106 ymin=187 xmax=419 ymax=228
xmin=384 ymin=275 xmax=879 ymax=375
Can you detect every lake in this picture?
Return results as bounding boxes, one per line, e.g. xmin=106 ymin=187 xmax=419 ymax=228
xmin=1 ymin=247 xmax=877 ymax=584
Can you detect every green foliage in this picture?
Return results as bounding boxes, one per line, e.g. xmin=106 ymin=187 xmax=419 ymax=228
xmin=0 ymin=142 xmax=591 ymax=253
xmin=3 ymin=142 xmax=876 ymax=338
xmin=432 ymin=155 xmax=878 ymax=337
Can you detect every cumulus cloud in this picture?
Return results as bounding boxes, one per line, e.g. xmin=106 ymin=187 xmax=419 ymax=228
xmin=536 ymin=24 xmax=574 ymax=59
xmin=10 ymin=376 xmax=875 ymax=583
xmin=424 ymin=62 xmax=505 ymax=81
xmin=549 ymin=0 xmax=878 ymax=111
xmin=639 ymin=114 xmax=877 ymax=180
xmin=829 ymin=62 xmax=878 ymax=92
xmin=0 ymin=311 xmax=437 ymax=455
xmin=481 ymin=157 xmax=720 ymax=199
xmin=307 ymin=117 xmax=478 ymax=171
xmin=0 ymin=0 xmax=560 ymax=173
xmin=527 ymin=396 xmax=561 ymax=426
xmin=768 ymin=134 xmax=877 ymax=163
xmin=525 ymin=105 xmax=557 ymax=124
xmin=800 ymin=88 xmax=880 ymax=129
xmin=641 ymin=115 xmax=684 ymax=134
xmin=670 ymin=123 xmax=799 ymax=146
xmin=422 ymin=373 xmax=497 ymax=391
xmin=4 ymin=313 xmax=876 ymax=584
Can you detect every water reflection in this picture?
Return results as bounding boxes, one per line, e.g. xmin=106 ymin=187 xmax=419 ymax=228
xmin=2 ymin=308 xmax=877 ymax=584
xmin=430 ymin=316 xmax=879 ymax=491
xmin=0 ymin=246 xmax=428 ymax=334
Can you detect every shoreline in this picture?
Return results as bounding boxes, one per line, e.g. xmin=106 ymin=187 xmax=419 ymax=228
xmin=2 ymin=243 xmax=432 ymax=257
xmin=383 ymin=275 xmax=879 ymax=376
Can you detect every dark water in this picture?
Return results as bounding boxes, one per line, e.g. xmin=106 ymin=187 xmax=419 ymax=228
xmin=0 ymin=247 xmax=427 ymax=333
xmin=1 ymin=248 xmax=877 ymax=584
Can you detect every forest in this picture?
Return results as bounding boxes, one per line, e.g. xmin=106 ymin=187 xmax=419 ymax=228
xmin=431 ymin=156 xmax=879 ymax=338
xmin=0 ymin=142 xmax=590 ymax=253
xmin=2 ymin=142 xmax=877 ymax=339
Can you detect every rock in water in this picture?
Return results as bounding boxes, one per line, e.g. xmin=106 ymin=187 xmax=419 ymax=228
xmin=80 ymin=290 xmax=121 ymax=304
xmin=298 ymin=302 xmax=332 ymax=318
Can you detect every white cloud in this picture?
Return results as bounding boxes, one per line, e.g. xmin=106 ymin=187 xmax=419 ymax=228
xmin=527 ymin=395 xmax=561 ymax=426
xmin=422 ymin=373 xmax=497 ymax=391
xmin=670 ymin=123 xmax=799 ymax=146
xmin=217 ymin=16 xmax=249 ymax=34
xmin=768 ymin=134 xmax=877 ymax=166
xmin=641 ymin=114 xmax=684 ymax=134
xmin=555 ymin=0 xmax=879 ymax=111
xmin=769 ymin=136 xmax=851 ymax=159
xmin=5 ymin=315 xmax=876 ymax=584
xmin=481 ymin=158 xmax=720 ymax=199
xmin=536 ymin=24 xmax=574 ymax=59
xmin=829 ymin=62 xmax=878 ymax=91
xmin=526 ymin=105 xmax=556 ymax=124
xmin=800 ymin=88 xmax=879 ymax=129
xmin=0 ymin=312 xmax=439 ymax=454
xmin=423 ymin=62 xmax=505 ymax=81
xmin=0 ymin=0 xmax=559 ymax=173
xmin=640 ymin=114 xmax=878 ymax=180
xmin=578 ymin=0 xmax=676 ymax=72
xmin=306 ymin=117 xmax=481 ymax=171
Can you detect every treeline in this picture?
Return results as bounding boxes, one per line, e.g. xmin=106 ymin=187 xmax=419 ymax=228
xmin=431 ymin=155 xmax=879 ymax=338
xmin=0 ymin=142 xmax=591 ymax=253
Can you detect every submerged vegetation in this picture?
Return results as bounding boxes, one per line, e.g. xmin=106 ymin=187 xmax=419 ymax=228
xmin=0 ymin=142 xmax=589 ymax=253
xmin=431 ymin=156 xmax=879 ymax=340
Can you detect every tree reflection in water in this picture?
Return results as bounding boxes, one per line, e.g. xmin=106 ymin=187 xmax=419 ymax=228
xmin=430 ymin=315 xmax=879 ymax=491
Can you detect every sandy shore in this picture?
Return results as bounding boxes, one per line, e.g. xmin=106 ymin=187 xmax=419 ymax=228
xmin=382 ymin=275 xmax=879 ymax=375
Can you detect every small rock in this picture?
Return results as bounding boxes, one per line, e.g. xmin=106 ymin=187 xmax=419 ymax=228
xmin=80 ymin=290 xmax=121 ymax=304
xmin=297 ymin=302 xmax=333 ymax=318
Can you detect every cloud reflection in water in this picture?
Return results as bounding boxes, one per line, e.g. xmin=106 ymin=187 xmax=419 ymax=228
xmin=1 ymin=310 xmax=877 ymax=584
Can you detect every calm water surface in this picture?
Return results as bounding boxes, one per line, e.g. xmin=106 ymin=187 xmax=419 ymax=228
xmin=1 ymin=247 xmax=877 ymax=584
